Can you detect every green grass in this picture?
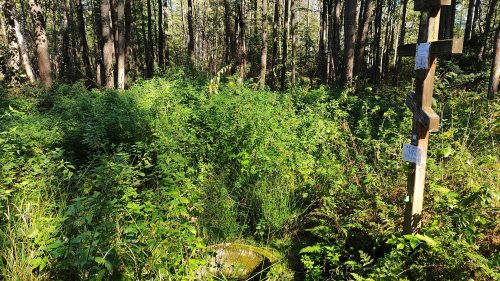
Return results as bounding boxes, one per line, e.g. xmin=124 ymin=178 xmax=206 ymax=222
xmin=0 ymin=72 xmax=498 ymax=280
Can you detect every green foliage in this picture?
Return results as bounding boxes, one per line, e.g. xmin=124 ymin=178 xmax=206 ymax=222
xmin=0 ymin=73 xmax=498 ymax=280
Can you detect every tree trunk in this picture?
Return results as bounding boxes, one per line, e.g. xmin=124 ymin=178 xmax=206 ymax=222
xmin=331 ymin=0 xmax=341 ymax=84
xmin=29 ymin=0 xmax=52 ymax=88
xmin=76 ymin=0 xmax=94 ymax=86
xmin=158 ymin=0 xmax=164 ymax=68
xmin=290 ymin=0 xmax=296 ymax=85
xmin=270 ymin=0 xmax=280 ymax=89
xmin=14 ymin=12 xmax=35 ymax=83
xmin=343 ymin=0 xmax=357 ymax=86
xmin=146 ymin=0 xmax=154 ymax=77
xmin=259 ymin=0 xmax=268 ymax=89
xmin=395 ymin=0 xmax=408 ymax=84
xmin=480 ymin=0 xmax=498 ymax=59
xmin=280 ymin=0 xmax=289 ymax=90
xmin=125 ymin=0 xmax=132 ymax=85
xmin=93 ymin=0 xmax=104 ymax=86
xmin=472 ymin=0 xmax=481 ymax=38
xmin=101 ymin=0 xmax=115 ymax=88
xmin=116 ymin=0 xmax=126 ymax=89
xmin=187 ymin=0 xmax=195 ymax=62
xmin=465 ymin=0 xmax=475 ymax=41
xmin=1 ymin=0 xmax=21 ymax=81
xmin=162 ymin=0 xmax=170 ymax=66
xmin=354 ymin=0 xmax=374 ymax=76
xmin=488 ymin=23 xmax=500 ymax=99
xmin=318 ymin=0 xmax=327 ymax=82
xmin=371 ymin=0 xmax=382 ymax=84
xmin=237 ymin=0 xmax=246 ymax=82
xmin=2 ymin=0 xmax=35 ymax=83
xmin=223 ymin=0 xmax=236 ymax=65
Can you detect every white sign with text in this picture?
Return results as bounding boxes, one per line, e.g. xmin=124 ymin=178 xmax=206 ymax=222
xmin=403 ymin=144 xmax=423 ymax=165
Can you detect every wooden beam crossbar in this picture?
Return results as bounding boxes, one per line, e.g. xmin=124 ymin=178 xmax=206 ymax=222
xmin=405 ymin=92 xmax=440 ymax=132
xmin=398 ymin=38 xmax=463 ymax=57
xmin=414 ymin=0 xmax=451 ymax=11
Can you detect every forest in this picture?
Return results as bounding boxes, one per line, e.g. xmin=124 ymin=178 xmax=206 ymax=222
xmin=0 ymin=0 xmax=499 ymax=280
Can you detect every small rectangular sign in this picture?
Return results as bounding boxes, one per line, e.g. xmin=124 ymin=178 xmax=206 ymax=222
xmin=415 ymin=43 xmax=431 ymax=70
xmin=403 ymin=144 xmax=423 ymax=165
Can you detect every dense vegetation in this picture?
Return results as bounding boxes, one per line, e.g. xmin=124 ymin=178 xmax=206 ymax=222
xmin=0 ymin=68 xmax=498 ymax=280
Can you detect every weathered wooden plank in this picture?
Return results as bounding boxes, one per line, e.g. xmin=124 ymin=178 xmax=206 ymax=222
xmin=398 ymin=38 xmax=463 ymax=57
xmin=405 ymin=92 xmax=440 ymax=132
xmin=414 ymin=0 xmax=451 ymax=11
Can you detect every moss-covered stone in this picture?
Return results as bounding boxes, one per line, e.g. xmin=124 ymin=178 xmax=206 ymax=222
xmin=202 ymin=243 xmax=280 ymax=280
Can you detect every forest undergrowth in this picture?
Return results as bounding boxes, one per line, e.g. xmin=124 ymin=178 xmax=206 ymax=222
xmin=0 ymin=69 xmax=498 ymax=280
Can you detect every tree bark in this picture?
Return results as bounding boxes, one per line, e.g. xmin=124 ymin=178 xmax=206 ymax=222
xmin=237 ymin=0 xmax=246 ymax=82
xmin=479 ymin=0 xmax=498 ymax=59
xmin=76 ymin=0 xmax=94 ymax=86
xmin=395 ymin=0 xmax=408 ymax=84
xmin=29 ymin=0 xmax=52 ymax=88
xmin=371 ymin=0 xmax=382 ymax=84
xmin=472 ymin=0 xmax=481 ymax=38
xmin=93 ymin=0 xmax=104 ymax=86
xmin=330 ymin=0 xmax=341 ymax=84
xmin=146 ymin=0 xmax=154 ymax=77
xmin=162 ymin=0 xmax=169 ymax=66
xmin=101 ymin=0 xmax=115 ymax=88
xmin=187 ymin=0 xmax=195 ymax=62
xmin=488 ymin=23 xmax=500 ymax=99
xmin=270 ymin=0 xmax=280 ymax=89
xmin=158 ymin=0 xmax=164 ymax=68
xmin=223 ymin=0 xmax=236 ymax=65
xmin=290 ymin=0 xmax=296 ymax=85
xmin=2 ymin=0 xmax=35 ymax=83
xmin=14 ymin=11 xmax=35 ymax=83
xmin=354 ymin=0 xmax=374 ymax=76
xmin=259 ymin=0 xmax=268 ymax=89
xmin=280 ymin=0 xmax=289 ymax=90
xmin=343 ymin=0 xmax=357 ymax=86
xmin=125 ymin=0 xmax=131 ymax=85
xmin=116 ymin=0 xmax=126 ymax=89
xmin=1 ymin=0 xmax=21 ymax=80
xmin=318 ymin=0 xmax=327 ymax=82
xmin=465 ymin=0 xmax=475 ymax=41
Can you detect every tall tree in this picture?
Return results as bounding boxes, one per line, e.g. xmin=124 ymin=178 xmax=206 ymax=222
xmin=354 ymin=0 xmax=374 ymax=76
xmin=328 ymin=0 xmax=341 ymax=84
xmin=101 ymin=0 xmax=115 ymax=88
xmin=465 ymin=0 xmax=476 ymax=41
xmin=146 ymin=0 xmax=154 ymax=77
xmin=2 ymin=0 xmax=35 ymax=83
xmin=259 ymin=0 xmax=268 ymax=89
xmin=29 ymin=0 xmax=52 ymax=88
xmin=270 ymin=0 xmax=280 ymax=89
xmin=237 ymin=0 xmax=246 ymax=82
xmin=158 ymin=0 xmax=164 ymax=68
xmin=343 ymin=0 xmax=357 ymax=86
xmin=1 ymin=0 xmax=21 ymax=80
xmin=371 ymin=0 xmax=383 ymax=84
xmin=223 ymin=0 xmax=236 ymax=65
xmin=14 ymin=10 xmax=35 ymax=83
xmin=395 ymin=0 xmax=409 ymax=83
xmin=480 ymin=0 xmax=498 ymax=59
xmin=290 ymin=0 xmax=296 ymax=85
xmin=318 ymin=0 xmax=327 ymax=82
xmin=162 ymin=0 xmax=170 ymax=66
xmin=281 ymin=0 xmax=289 ymax=90
xmin=488 ymin=23 xmax=500 ymax=99
xmin=76 ymin=0 xmax=94 ymax=85
xmin=187 ymin=0 xmax=195 ymax=62
xmin=116 ymin=0 xmax=126 ymax=89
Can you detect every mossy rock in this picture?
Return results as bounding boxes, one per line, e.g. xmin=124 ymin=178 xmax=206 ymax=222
xmin=202 ymin=243 xmax=280 ymax=280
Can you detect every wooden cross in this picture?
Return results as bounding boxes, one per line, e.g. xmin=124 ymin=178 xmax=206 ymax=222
xmin=397 ymin=0 xmax=463 ymax=234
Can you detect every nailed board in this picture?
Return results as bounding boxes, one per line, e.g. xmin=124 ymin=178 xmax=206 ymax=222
xmin=414 ymin=0 xmax=451 ymax=11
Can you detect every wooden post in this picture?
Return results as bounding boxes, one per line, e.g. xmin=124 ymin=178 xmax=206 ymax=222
xmin=397 ymin=1 xmax=462 ymax=234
